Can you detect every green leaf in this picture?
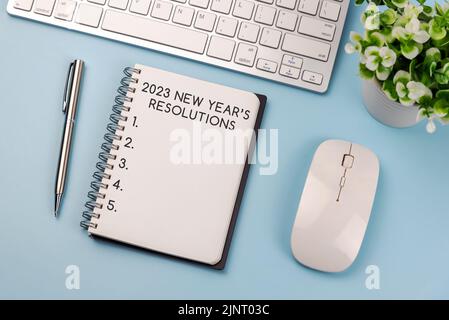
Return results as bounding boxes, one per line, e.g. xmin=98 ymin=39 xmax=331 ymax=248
xmin=435 ymin=3 xmax=444 ymax=16
xmin=432 ymin=33 xmax=449 ymax=47
xmin=425 ymin=47 xmax=441 ymax=62
xmin=429 ymin=19 xmax=447 ymax=40
xmin=401 ymin=42 xmax=421 ymax=60
xmin=433 ymin=99 xmax=449 ymax=117
xmin=436 ymin=89 xmax=449 ymax=100
xmin=391 ymin=0 xmax=408 ymax=9
xmin=409 ymin=59 xmax=418 ymax=80
xmin=435 ymin=73 xmax=449 ymax=84
xmin=350 ymin=31 xmax=363 ymax=43
xmin=394 ymin=70 xmax=411 ymax=84
xmin=439 ymin=112 xmax=449 ymax=124
xmin=418 ymin=94 xmax=433 ymax=107
xmin=380 ymin=9 xmax=397 ymax=25
xmin=429 ymin=61 xmax=437 ymax=77
xmin=379 ymin=26 xmax=395 ymax=43
xmin=376 ymin=64 xmax=392 ymax=81
xmin=382 ymin=79 xmax=399 ymax=100
xmin=418 ymin=107 xmax=431 ymax=121
xmin=399 ymin=96 xmax=415 ymax=106
xmin=441 ymin=58 xmax=449 ymax=66
xmin=441 ymin=62 xmax=449 ymax=74
xmin=434 ymin=15 xmax=446 ymax=25
xmin=396 ymin=82 xmax=408 ymax=98
xmin=367 ymin=31 xmax=385 ymax=47
xmin=359 ymin=63 xmax=375 ymax=80
xmin=423 ymin=5 xmax=433 ymax=15
xmin=420 ymin=71 xmax=432 ymax=87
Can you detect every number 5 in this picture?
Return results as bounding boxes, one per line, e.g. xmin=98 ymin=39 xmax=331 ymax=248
xmin=107 ymin=200 xmax=116 ymax=211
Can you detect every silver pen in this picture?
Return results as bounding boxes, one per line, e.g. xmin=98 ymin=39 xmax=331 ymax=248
xmin=55 ymin=59 xmax=84 ymax=216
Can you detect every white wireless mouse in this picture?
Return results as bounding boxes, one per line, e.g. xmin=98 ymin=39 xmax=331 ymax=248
xmin=291 ymin=139 xmax=380 ymax=272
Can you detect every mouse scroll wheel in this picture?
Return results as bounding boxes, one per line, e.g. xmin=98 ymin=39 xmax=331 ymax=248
xmin=342 ymin=154 xmax=354 ymax=169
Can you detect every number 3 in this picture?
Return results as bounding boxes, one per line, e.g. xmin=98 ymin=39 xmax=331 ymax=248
xmin=119 ymin=158 xmax=127 ymax=168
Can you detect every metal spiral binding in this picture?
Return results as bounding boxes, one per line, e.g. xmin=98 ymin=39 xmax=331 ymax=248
xmin=81 ymin=67 xmax=141 ymax=230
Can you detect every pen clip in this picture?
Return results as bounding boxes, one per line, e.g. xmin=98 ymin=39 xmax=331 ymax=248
xmin=63 ymin=61 xmax=75 ymax=113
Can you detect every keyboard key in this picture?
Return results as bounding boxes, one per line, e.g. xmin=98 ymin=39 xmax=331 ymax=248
xmin=13 ymin=0 xmax=34 ymax=11
xmin=88 ymin=0 xmax=106 ymax=4
xmin=260 ymin=27 xmax=281 ymax=48
xmin=302 ymin=70 xmax=323 ymax=84
xmin=216 ymin=16 xmax=238 ymax=37
xmin=211 ymin=0 xmax=233 ymax=14
xmin=54 ymin=0 xmax=77 ymax=21
xmin=276 ymin=10 xmax=297 ymax=31
xmin=194 ymin=11 xmax=216 ymax=31
xmin=256 ymin=58 xmax=277 ymax=73
xmin=130 ymin=0 xmax=152 ymax=15
xmin=34 ymin=0 xmax=55 ymax=16
xmin=276 ymin=0 xmax=296 ymax=10
xmin=109 ymin=0 xmax=129 ymax=9
xmin=233 ymin=0 xmax=254 ymax=20
xmin=282 ymin=54 xmax=302 ymax=68
xmin=298 ymin=0 xmax=319 ymax=15
xmin=8 ymin=0 xmax=348 ymax=92
xmin=254 ymin=5 xmax=276 ymax=25
xmin=77 ymin=3 xmax=103 ymax=27
xmin=189 ymin=0 xmax=209 ymax=8
xmin=282 ymin=33 xmax=330 ymax=61
xmin=102 ymin=10 xmax=208 ymax=53
xmin=234 ymin=43 xmax=257 ymax=66
xmin=151 ymin=0 xmax=173 ymax=20
xmin=207 ymin=36 xmax=235 ymax=61
xmin=298 ymin=16 xmax=335 ymax=41
xmin=280 ymin=64 xmax=300 ymax=78
xmin=172 ymin=6 xmax=194 ymax=26
xmin=238 ymin=22 xmax=259 ymax=43
xmin=320 ymin=1 xmax=340 ymax=21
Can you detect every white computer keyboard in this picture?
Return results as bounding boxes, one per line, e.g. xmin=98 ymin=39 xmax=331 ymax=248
xmin=8 ymin=0 xmax=349 ymax=92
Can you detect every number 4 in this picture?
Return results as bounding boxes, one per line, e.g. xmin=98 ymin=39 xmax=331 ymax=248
xmin=113 ymin=180 xmax=122 ymax=191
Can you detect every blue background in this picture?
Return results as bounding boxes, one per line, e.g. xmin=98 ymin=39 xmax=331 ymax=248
xmin=1 ymin=1 xmax=448 ymax=299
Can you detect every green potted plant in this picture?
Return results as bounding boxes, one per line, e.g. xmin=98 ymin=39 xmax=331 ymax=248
xmin=346 ymin=0 xmax=449 ymax=133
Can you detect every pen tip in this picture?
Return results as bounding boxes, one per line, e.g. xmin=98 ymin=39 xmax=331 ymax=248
xmin=55 ymin=194 xmax=62 ymax=217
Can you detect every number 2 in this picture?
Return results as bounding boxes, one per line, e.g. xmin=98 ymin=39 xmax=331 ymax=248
xmin=124 ymin=137 xmax=133 ymax=148
xmin=141 ymin=82 xmax=170 ymax=98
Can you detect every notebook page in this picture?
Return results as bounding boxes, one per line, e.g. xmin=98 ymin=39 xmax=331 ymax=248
xmin=89 ymin=65 xmax=262 ymax=265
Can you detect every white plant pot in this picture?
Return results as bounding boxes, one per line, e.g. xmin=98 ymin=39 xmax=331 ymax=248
xmin=362 ymin=80 xmax=420 ymax=128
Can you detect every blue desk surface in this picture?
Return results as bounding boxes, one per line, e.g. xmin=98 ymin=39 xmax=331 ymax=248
xmin=1 ymin=2 xmax=448 ymax=299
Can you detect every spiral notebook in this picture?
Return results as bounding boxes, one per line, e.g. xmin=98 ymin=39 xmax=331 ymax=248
xmin=81 ymin=64 xmax=266 ymax=269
